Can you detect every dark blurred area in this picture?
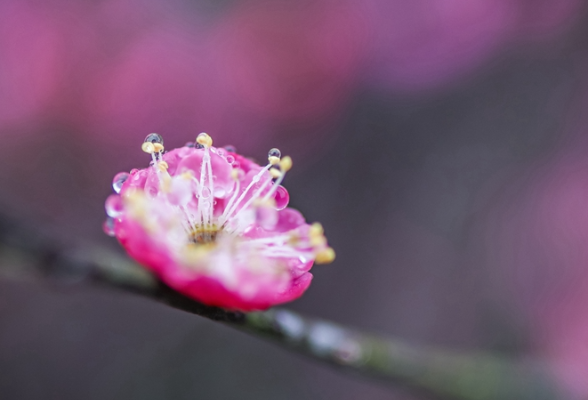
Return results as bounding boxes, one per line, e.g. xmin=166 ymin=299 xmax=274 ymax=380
xmin=1 ymin=0 xmax=588 ymax=399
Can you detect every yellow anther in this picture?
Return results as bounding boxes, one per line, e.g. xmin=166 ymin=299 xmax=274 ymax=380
xmin=279 ymin=156 xmax=292 ymax=172
xmin=309 ymin=222 xmax=324 ymax=237
xmin=157 ymin=161 xmax=169 ymax=172
xmin=153 ymin=143 xmax=164 ymax=153
xmin=180 ymin=171 xmax=193 ymax=180
xmin=270 ymin=168 xmax=282 ymax=179
xmin=141 ymin=142 xmax=155 ymax=154
xmin=231 ymin=169 xmax=239 ymax=180
xmin=196 ymin=133 xmax=213 ymax=147
xmin=315 ymin=247 xmax=335 ymax=264
xmin=310 ymin=235 xmax=327 ymax=247
xmin=268 ymin=156 xmax=280 ymax=165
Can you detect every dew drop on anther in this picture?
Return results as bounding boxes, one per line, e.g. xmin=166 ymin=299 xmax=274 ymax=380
xmin=102 ymin=217 xmax=116 ymax=237
xmin=268 ymin=148 xmax=281 ymax=159
xmin=144 ymin=133 xmax=163 ymax=144
xmin=105 ymin=194 xmax=124 ymax=217
xmin=273 ymin=185 xmax=289 ymax=210
xmin=112 ymin=172 xmax=129 ymax=193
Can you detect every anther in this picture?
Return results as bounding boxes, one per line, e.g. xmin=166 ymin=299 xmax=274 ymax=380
xmin=309 ymin=222 xmax=324 ymax=237
xmin=315 ymin=247 xmax=335 ymax=264
xmin=142 ymin=142 xmax=155 ymax=154
xmin=157 ymin=161 xmax=169 ymax=172
xmin=270 ymin=168 xmax=282 ymax=179
xmin=196 ymin=132 xmax=213 ymax=148
xmin=310 ymin=235 xmax=327 ymax=247
xmin=279 ymin=156 xmax=292 ymax=172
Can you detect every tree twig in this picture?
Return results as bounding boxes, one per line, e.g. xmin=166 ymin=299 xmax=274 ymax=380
xmin=0 ymin=214 xmax=563 ymax=400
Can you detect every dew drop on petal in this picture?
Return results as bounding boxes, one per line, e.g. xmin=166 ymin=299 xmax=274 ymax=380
xmin=105 ymin=194 xmax=124 ymax=217
xmin=268 ymin=148 xmax=281 ymax=159
xmin=144 ymin=133 xmax=163 ymax=144
xmin=226 ymin=155 xmax=235 ymax=165
xmin=273 ymin=185 xmax=289 ymax=210
xmin=112 ymin=172 xmax=129 ymax=193
xmin=102 ymin=217 xmax=116 ymax=236
xmin=213 ymin=186 xmax=227 ymax=198
xmin=216 ymin=148 xmax=225 ymax=157
xmin=145 ymin=174 xmax=160 ymax=197
xmin=130 ymin=168 xmax=139 ymax=175
xmin=224 ymin=145 xmax=236 ymax=153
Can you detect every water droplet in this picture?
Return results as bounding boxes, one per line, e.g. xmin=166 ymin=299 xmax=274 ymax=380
xmin=112 ymin=172 xmax=129 ymax=193
xmin=201 ymin=187 xmax=211 ymax=199
xmin=273 ymin=186 xmax=289 ymax=210
xmin=224 ymin=145 xmax=236 ymax=153
xmin=185 ymin=142 xmax=195 ymax=148
xmin=226 ymin=155 xmax=235 ymax=165
xmin=308 ymin=322 xmax=345 ymax=356
xmin=195 ymin=143 xmax=204 ymax=149
xmin=130 ymin=168 xmax=139 ymax=175
xmin=145 ymin=174 xmax=160 ymax=197
xmin=202 ymin=200 xmax=211 ymax=210
xmin=275 ymin=310 xmax=306 ymax=340
xmin=144 ymin=133 xmax=163 ymax=144
xmin=268 ymin=148 xmax=281 ymax=159
xmin=213 ymin=186 xmax=227 ymax=198
xmin=105 ymin=194 xmax=124 ymax=217
xmin=102 ymin=217 xmax=116 ymax=236
xmin=216 ymin=148 xmax=225 ymax=157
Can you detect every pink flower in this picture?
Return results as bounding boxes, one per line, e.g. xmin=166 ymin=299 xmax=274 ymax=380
xmin=104 ymin=133 xmax=334 ymax=311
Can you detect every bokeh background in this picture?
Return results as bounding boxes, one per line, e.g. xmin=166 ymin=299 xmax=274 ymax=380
xmin=1 ymin=0 xmax=588 ymax=399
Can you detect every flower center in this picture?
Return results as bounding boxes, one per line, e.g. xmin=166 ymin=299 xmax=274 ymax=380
xmin=190 ymin=224 xmax=221 ymax=244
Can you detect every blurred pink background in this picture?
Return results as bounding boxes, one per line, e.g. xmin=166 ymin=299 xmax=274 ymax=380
xmin=1 ymin=0 xmax=588 ymax=399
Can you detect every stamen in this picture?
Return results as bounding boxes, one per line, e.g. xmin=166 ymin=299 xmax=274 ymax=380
xmin=219 ymin=163 xmax=272 ymax=225
xmin=224 ymin=172 xmax=272 ymax=225
xmin=262 ymin=156 xmax=292 ymax=202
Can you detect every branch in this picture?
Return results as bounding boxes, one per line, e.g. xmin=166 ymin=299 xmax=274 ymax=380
xmin=0 ymin=214 xmax=563 ymax=400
